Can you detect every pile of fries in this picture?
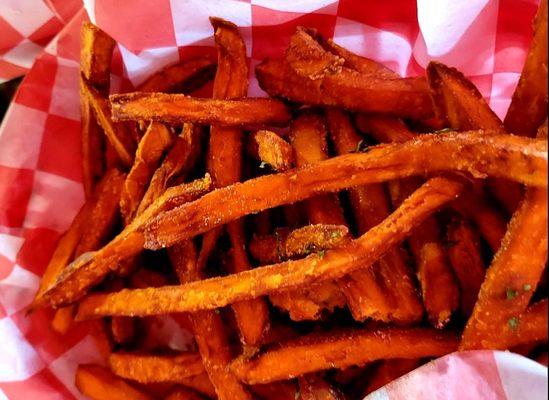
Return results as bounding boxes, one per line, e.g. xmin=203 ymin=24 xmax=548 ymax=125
xmin=32 ymin=2 xmax=548 ymax=398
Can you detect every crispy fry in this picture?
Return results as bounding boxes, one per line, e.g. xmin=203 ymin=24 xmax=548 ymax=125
xmin=51 ymin=305 xmax=76 ymax=334
xmin=111 ymin=317 xmax=135 ymax=345
xmin=142 ymin=132 xmax=546 ymax=250
xmin=206 ymin=16 xmax=269 ymax=347
xmin=355 ymin=114 xmax=507 ymax=252
xmin=109 ymin=352 xmax=205 ymax=383
xmin=249 ymin=225 xmax=349 ymax=264
xmin=165 ymin=387 xmax=208 ymax=400
xmin=120 ymin=122 xmax=174 ymax=224
xmin=75 ymin=169 xmax=125 ymax=255
xmin=76 ymin=176 xmax=465 ymax=318
xmin=81 ymin=77 xmax=136 ymax=167
xmin=297 ymin=374 xmax=345 ymax=400
xmin=504 ymin=0 xmax=548 ymax=137
xmin=80 ymin=22 xmax=115 ymax=197
xmin=389 ymin=177 xmax=459 ymax=328
xmin=327 ymin=108 xmax=423 ymax=323
xmin=80 ymin=22 xmax=116 ymax=91
xmin=461 ymin=187 xmax=548 ymax=349
xmin=427 ymin=61 xmax=523 ymax=213
xmin=496 ymin=300 xmax=548 ymax=349
xmin=39 ymin=176 xmax=212 ymax=307
xmin=230 ymin=327 xmax=458 ymax=384
xmin=446 ymin=217 xmax=486 ymax=317
xmin=365 ymin=359 xmax=421 ymax=394
xmin=138 ymin=57 xmax=216 ymax=93
xmin=179 ymin=374 xmax=217 ymax=398
xmin=169 ymin=240 xmax=253 ymax=400
xmin=256 ymin=58 xmax=432 ymax=119
xmin=248 ymin=130 xmax=294 ymax=172
xmin=110 ymin=93 xmax=291 ymax=127
xmin=285 ymin=27 xmax=344 ymax=79
xmin=137 ymin=124 xmax=202 ymax=216
xmin=75 ymin=364 xmax=152 ymax=400
xmin=316 ymin=36 xmax=397 ymax=78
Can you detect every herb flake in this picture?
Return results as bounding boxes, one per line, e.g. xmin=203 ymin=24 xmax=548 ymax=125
xmin=506 ymin=288 xmax=519 ymax=300
xmin=508 ymin=317 xmax=520 ymax=330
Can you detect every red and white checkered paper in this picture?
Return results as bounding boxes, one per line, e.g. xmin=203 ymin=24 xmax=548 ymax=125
xmin=0 ymin=0 xmax=546 ymax=399
xmin=0 ymin=0 xmax=81 ymax=82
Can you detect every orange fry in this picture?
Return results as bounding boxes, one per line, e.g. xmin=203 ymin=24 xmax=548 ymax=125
xmin=137 ymin=124 xmax=202 ymax=216
xmin=51 ymin=306 xmax=76 ymax=334
xmin=504 ymin=0 xmax=548 ymax=137
xmin=390 ymin=177 xmax=459 ymax=328
xmin=461 ymin=185 xmax=548 ymax=349
xmin=109 ymin=352 xmax=205 ymax=383
xmin=110 ymin=93 xmax=291 ymax=127
xmin=446 ymin=216 xmax=486 ymax=317
xmin=138 ymin=57 xmax=216 ymax=93
xmin=75 ymin=168 xmax=125 ymax=255
xmin=427 ymin=61 xmax=523 ymax=213
xmin=178 ymin=374 xmax=217 ymax=398
xmin=142 ymin=132 xmax=546 ymax=250
xmin=285 ymin=27 xmax=344 ymax=79
xmin=169 ymin=240 xmax=253 ymax=400
xmin=355 ymin=114 xmax=507 ymax=252
xmin=205 ymin=16 xmax=269 ymax=347
xmin=111 ymin=317 xmax=135 ymax=345
xmin=75 ymin=364 xmax=151 ymax=400
xmin=249 ymin=224 xmax=349 ymax=264
xmin=297 ymin=374 xmax=345 ymax=400
xmin=80 ymin=22 xmax=116 ymax=91
xmin=248 ymin=130 xmax=294 ymax=172
xmin=39 ymin=175 xmax=212 ymax=307
xmin=497 ymin=299 xmax=548 ymax=350
xmin=81 ymin=77 xmax=136 ymax=167
xmin=76 ymin=176 xmax=465 ymax=318
xmin=256 ymin=58 xmax=432 ymax=120
xmin=81 ymin=94 xmax=106 ymax=199
xmin=230 ymin=327 xmax=458 ymax=384
xmin=120 ymin=122 xmax=174 ymax=224
xmin=327 ymin=108 xmax=423 ymax=323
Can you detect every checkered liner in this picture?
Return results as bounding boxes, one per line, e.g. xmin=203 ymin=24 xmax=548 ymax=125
xmin=0 ymin=0 xmax=546 ymax=399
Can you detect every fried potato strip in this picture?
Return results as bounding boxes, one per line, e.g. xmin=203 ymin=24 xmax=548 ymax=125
xmin=248 ymin=130 xmax=294 ymax=172
xmin=75 ymin=364 xmax=152 ymax=400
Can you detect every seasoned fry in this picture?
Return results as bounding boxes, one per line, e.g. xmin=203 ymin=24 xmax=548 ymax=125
xmin=249 ymin=225 xmax=349 ymax=264
xmin=81 ymin=96 xmax=106 ymax=199
xmin=143 ymin=132 xmax=546 ymax=250
xmin=286 ymin=26 xmax=344 ymax=79
xmin=504 ymin=0 xmax=548 ymax=137
xmin=205 ymin=16 xmax=269 ymax=347
xmin=138 ymin=57 xmax=217 ymax=93
xmin=111 ymin=317 xmax=135 ymax=345
xmin=256 ymin=58 xmax=432 ymax=119
xmin=81 ymin=77 xmax=136 ymax=167
xmin=75 ymin=169 xmax=125 ymax=255
xmin=39 ymin=175 xmax=212 ymax=307
xmin=365 ymin=359 xmax=421 ymax=394
xmin=427 ymin=61 xmax=523 ymax=213
xmin=230 ymin=327 xmax=458 ymax=384
xmin=248 ymin=130 xmax=294 ymax=172
xmin=446 ymin=217 xmax=486 ymax=317
xmin=110 ymin=93 xmax=291 ymax=127
xmin=461 ymin=186 xmax=548 ymax=349
xmin=327 ymin=108 xmax=423 ymax=323
xmin=496 ymin=300 xmax=548 ymax=349
xmin=51 ymin=306 xmax=76 ymax=334
xmin=109 ymin=352 xmax=205 ymax=383
xmin=297 ymin=374 xmax=345 ymax=400
xmin=80 ymin=22 xmax=116 ymax=91
xmin=76 ymin=176 xmax=465 ymax=318
xmin=75 ymin=364 xmax=152 ymax=400
xmin=120 ymin=122 xmax=174 ymax=224
xmin=390 ymin=177 xmax=459 ymax=328
xmin=169 ymin=240 xmax=253 ymax=400
xmin=355 ymin=114 xmax=507 ymax=252
xmin=137 ymin=124 xmax=202 ymax=216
